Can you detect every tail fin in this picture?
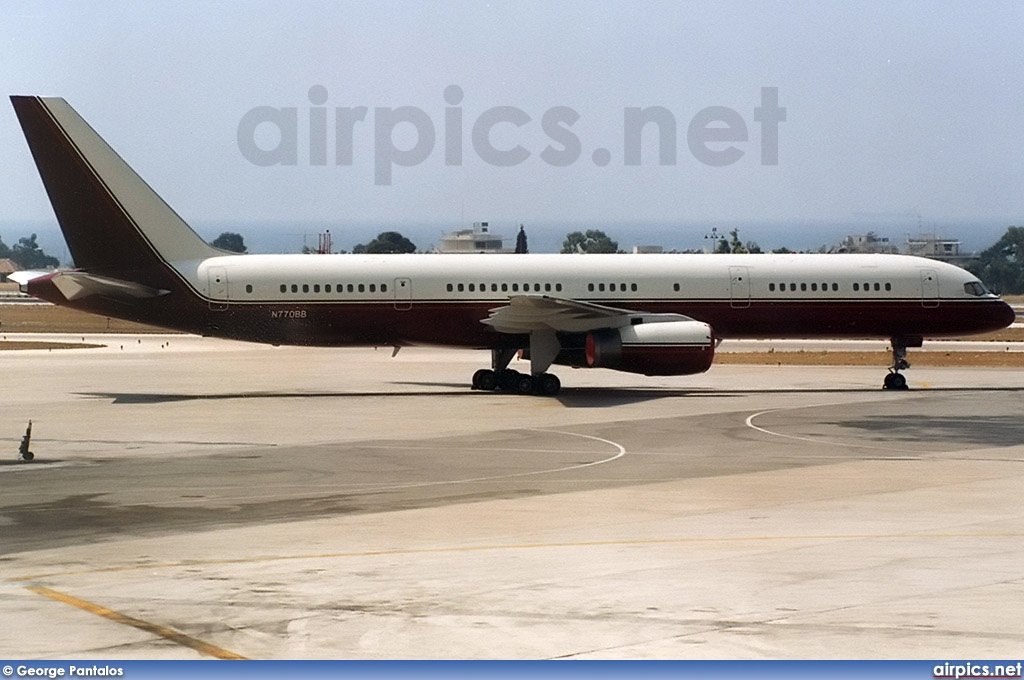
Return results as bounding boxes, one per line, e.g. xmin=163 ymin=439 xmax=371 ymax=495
xmin=10 ymin=96 xmax=220 ymax=288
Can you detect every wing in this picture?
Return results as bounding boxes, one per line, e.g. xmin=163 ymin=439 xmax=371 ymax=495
xmin=482 ymin=294 xmax=692 ymax=334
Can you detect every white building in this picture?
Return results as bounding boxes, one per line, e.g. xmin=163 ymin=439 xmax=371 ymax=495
xmin=437 ymin=222 xmax=509 ymax=253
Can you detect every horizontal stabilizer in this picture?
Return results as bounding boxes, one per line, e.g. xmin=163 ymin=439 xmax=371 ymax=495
xmin=7 ymin=270 xmax=52 ymax=286
xmin=47 ymin=271 xmax=169 ymax=301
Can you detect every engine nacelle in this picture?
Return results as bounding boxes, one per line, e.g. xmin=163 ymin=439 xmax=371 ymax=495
xmin=585 ymin=320 xmax=715 ymax=376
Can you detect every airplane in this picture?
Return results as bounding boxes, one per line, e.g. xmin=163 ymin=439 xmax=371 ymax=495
xmin=9 ymin=95 xmax=1015 ymax=396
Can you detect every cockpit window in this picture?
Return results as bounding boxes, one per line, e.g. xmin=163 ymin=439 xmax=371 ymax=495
xmin=964 ymin=281 xmax=989 ymax=297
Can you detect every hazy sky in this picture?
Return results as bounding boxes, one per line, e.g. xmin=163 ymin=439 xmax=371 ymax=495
xmin=2 ymin=1 xmax=1022 ymax=252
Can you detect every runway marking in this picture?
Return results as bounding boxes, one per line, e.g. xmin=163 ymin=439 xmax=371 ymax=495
xmin=11 ymin=531 xmax=1024 ymax=584
xmin=267 ymin=429 xmax=627 ymax=498
xmin=24 ymin=585 xmax=247 ymax=659
xmin=744 ymin=402 xmax=930 ymax=455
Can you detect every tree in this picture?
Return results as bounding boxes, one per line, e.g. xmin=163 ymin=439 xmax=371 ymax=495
xmin=967 ymin=226 xmax=1024 ymax=294
xmin=727 ymin=228 xmax=746 ymax=254
xmin=712 ymin=228 xmax=761 ymax=254
xmin=212 ymin=232 xmax=247 ymax=253
xmin=0 ymin=236 xmax=11 ymax=259
xmin=561 ymin=229 xmax=618 ymax=254
xmin=354 ymin=231 xmax=417 ymax=254
xmin=11 ymin=234 xmax=59 ymax=269
xmin=515 ymin=225 xmax=528 ymax=254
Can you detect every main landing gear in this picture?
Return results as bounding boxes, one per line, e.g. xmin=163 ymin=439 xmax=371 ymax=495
xmin=882 ymin=335 xmax=921 ymax=390
xmin=471 ymin=347 xmax=562 ymax=396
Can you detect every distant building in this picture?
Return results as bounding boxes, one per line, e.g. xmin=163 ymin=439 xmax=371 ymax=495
xmin=905 ymin=233 xmax=973 ymax=265
xmin=832 ymin=232 xmax=899 ymax=254
xmin=437 ymin=222 xmax=509 ymax=253
xmin=831 ymin=231 xmax=975 ymax=265
xmin=632 ymin=245 xmax=664 ymax=254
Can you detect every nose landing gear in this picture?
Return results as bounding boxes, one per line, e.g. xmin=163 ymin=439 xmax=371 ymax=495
xmin=883 ymin=335 xmax=921 ymax=390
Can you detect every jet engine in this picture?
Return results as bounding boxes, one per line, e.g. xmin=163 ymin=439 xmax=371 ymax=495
xmin=584 ymin=320 xmax=715 ymax=376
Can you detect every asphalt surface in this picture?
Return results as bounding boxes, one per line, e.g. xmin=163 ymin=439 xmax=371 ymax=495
xmin=2 ymin=336 xmax=1022 ymax=658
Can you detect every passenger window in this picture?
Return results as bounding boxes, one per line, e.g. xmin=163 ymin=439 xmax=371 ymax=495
xmin=369 ymin=284 xmax=376 ymax=293
xmin=381 ymin=284 xmax=387 ymax=292
xmin=246 ymin=284 xmax=253 ymax=294
xmin=325 ymin=284 xmax=332 ymax=293
xmin=512 ymin=283 xmax=519 ymax=292
xmin=280 ymin=284 xmax=287 ymax=293
xmin=609 ymin=283 xmax=616 ymax=292
xmin=291 ymin=284 xmax=298 ymax=293
xmin=800 ymin=283 xmax=807 ymax=292
xmin=544 ymin=283 xmax=551 ymax=292
xmin=447 ymin=283 xmax=453 ymax=292
xmin=468 ymin=283 xmax=475 ymax=292
xmin=501 ymin=283 xmax=508 ymax=292
xmin=832 ymin=283 xmax=839 ymax=291
xmin=769 ymin=283 xmax=775 ymax=292
xmin=598 ymin=283 xmax=605 ymax=292
xmin=347 ymin=284 xmax=354 ymax=293
xmin=588 ymin=283 xmax=594 ymax=292
xmin=789 ymin=283 xmax=796 ymax=291
xmin=302 ymin=284 xmax=309 ymax=293
xmin=313 ymin=284 xmax=321 ymax=293
xmin=358 ymin=284 xmax=365 ymax=293
xmin=884 ymin=283 xmax=891 ymax=291
xmin=631 ymin=283 xmax=637 ymax=292
xmin=811 ymin=283 xmax=818 ymax=292
xmin=457 ymin=283 xmax=464 ymax=292
xmin=556 ymin=283 xmax=563 ymax=292
xmin=874 ymin=283 xmax=880 ymax=291
xmin=853 ymin=283 xmax=859 ymax=291
xmin=673 ymin=283 xmax=680 ymax=292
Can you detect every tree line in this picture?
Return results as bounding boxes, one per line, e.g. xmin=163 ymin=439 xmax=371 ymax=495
xmin=11 ymin=225 xmax=1024 ymax=295
xmin=0 ymin=234 xmax=59 ymax=269
xmin=221 ymin=225 xmax=1024 ymax=294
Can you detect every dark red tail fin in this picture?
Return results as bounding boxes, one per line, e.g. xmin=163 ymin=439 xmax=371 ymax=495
xmin=10 ymin=96 xmax=219 ymax=289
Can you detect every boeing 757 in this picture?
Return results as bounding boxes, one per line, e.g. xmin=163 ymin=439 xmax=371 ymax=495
xmin=9 ymin=96 xmax=1015 ymax=395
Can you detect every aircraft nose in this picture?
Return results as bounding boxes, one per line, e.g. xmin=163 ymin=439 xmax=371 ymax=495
xmin=996 ymin=299 xmax=1017 ymax=328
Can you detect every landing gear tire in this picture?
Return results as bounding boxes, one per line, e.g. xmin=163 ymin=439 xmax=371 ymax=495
xmin=513 ymin=373 xmax=535 ymax=394
xmin=497 ymin=369 xmax=521 ymax=392
xmin=472 ymin=368 xmax=497 ymax=391
xmin=536 ymin=373 xmax=561 ymax=396
xmin=474 ymin=366 xmax=561 ymax=396
xmin=883 ymin=372 xmax=908 ymax=390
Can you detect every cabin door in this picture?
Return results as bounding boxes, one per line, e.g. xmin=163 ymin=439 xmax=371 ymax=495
xmin=920 ymin=269 xmax=939 ymax=308
xmin=394 ymin=278 xmax=412 ymax=311
xmin=729 ymin=266 xmax=751 ymax=309
xmin=208 ymin=266 xmax=228 ymax=311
